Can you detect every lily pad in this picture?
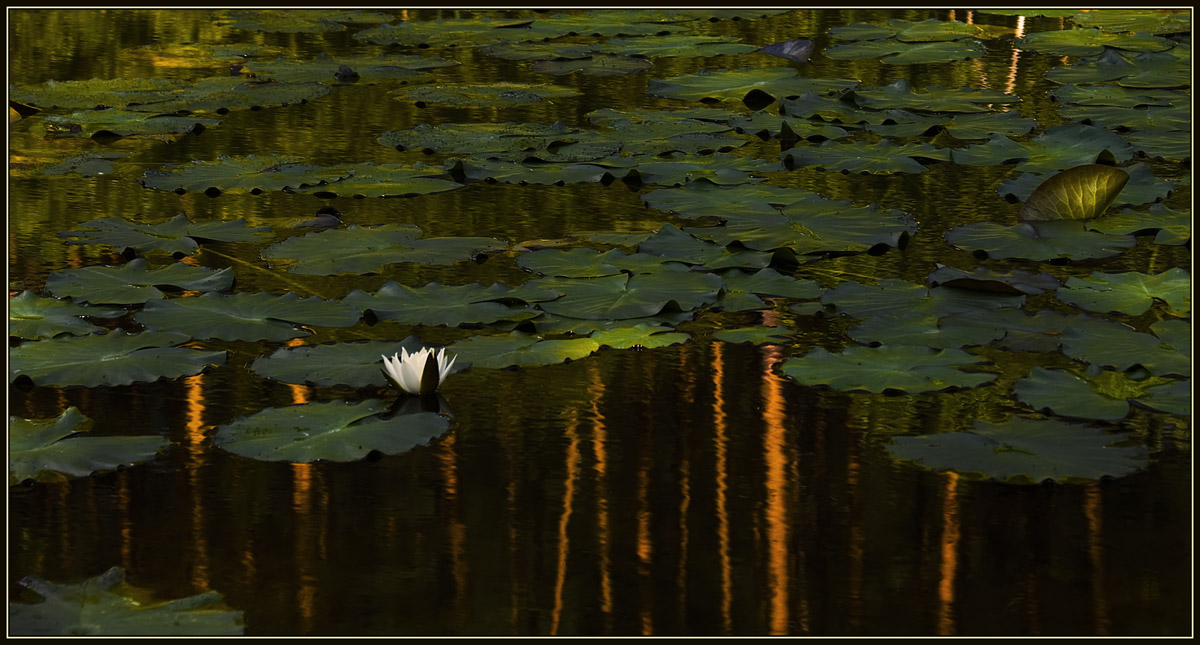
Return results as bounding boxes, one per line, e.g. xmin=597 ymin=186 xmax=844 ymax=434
xmin=9 ymin=330 xmax=226 ymax=387
xmin=830 ymin=18 xmax=980 ymax=42
xmin=1017 ymin=27 xmax=1174 ymax=57
xmin=866 ymin=109 xmax=1036 ymax=139
xmin=140 ymin=154 xmax=350 ymax=196
xmin=60 ymin=214 xmax=272 ymax=255
xmin=9 ymin=292 xmax=123 ymax=340
xmin=1046 ymin=47 xmax=1191 ymax=89
xmin=355 ymin=16 xmax=551 ymax=47
xmin=784 ymin=139 xmax=945 ymax=174
xmin=448 ymin=331 xmax=601 ymax=368
xmin=39 ymin=150 xmax=132 ymax=177
xmin=779 ymin=345 xmax=997 ymax=393
xmin=1001 ymin=163 xmax=1170 ymax=210
xmin=532 ymin=55 xmax=653 ymax=77
xmin=1019 ymin=164 xmax=1130 ymax=221
xmin=10 ymin=567 xmax=243 ymax=635
xmin=9 ymin=407 xmax=169 ymax=485
xmin=249 ymin=53 xmax=456 ymax=83
xmin=590 ymin=323 xmax=689 ymax=349
xmin=260 ymin=224 xmax=507 ymax=275
xmin=756 ymin=38 xmax=815 ymax=64
xmin=605 ymin=34 xmax=757 ymax=58
xmin=712 ymin=326 xmax=793 ymax=345
xmin=251 ymin=336 xmax=466 ymax=388
xmin=848 ymin=313 xmax=1007 ymax=349
xmin=220 ymin=9 xmax=389 ymax=33
xmin=379 ymin=121 xmax=620 ymax=163
xmin=887 ymin=418 xmax=1146 ymax=483
xmin=1060 ymin=319 xmax=1190 ymax=376
xmin=1133 ymin=379 xmax=1191 ymax=416
xmin=945 ymin=220 xmax=1137 ymax=261
xmin=44 ymin=259 xmax=234 ymax=305
xmin=822 ymin=279 xmax=1024 ymax=318
xmin=533 ymin=270 xmax=724 ymax=320
xmin=1071 ymin=9 xmax=1192 ymax=34
xmin=213 ymin=399 xmax=449 ymax=463
xmin=393 ymin=83 xmax=579 ymax=107
xmin=1056 ymin=268 xmax=1190 ymax=316
xmin=825 ymin=38 xmax=984 ymax=65
xmin=134 ymin=292 xmax=361 ymax=341
xmin=9 ymin=77 xmax=188 ymax=110
xmin=518 ymin=247 xmax=645 ymax=278
xmin=343 ymin=281 xmax=536 ymax=326
xmin=952 ymin=124 xmax=1134 ymax=173
xmin=1013 ymin=367 xmax=1130 ymax=420
xmin=926 ymin=265 xmax=1062 ymax=296
xmin=718 ymin=267 xmax=823 ymax=300
xmin=1089 ymin=203 xmax=1190 ymax=245
xmin=848 ymin=79 xmax=1017 ymax=113
xmin=648 ymin=67 xmax=858 ymax=104
xmin=43 ymin=110 xmax=219 ymax=139
xmin=636 ymin=224 xmax=773 ymax=270
xmin=294 ymin=163 xmax=463 ymax=198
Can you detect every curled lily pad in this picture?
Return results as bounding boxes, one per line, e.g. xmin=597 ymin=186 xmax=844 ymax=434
xmin=1056 ymin=268 xmax=1190 ymax=316
xmin=9 ymin=330 xmax=226 ymax=387
xmin=10 ymin=567 xmax=243 ymax=636
xmin=945 ymin=220 xmax=1136 ymax=261
xmin=261 ymin=224 xmax=507 ymax=275
xmin=213 ymin=399 xmax=449 ymax=463
xmin=44 ymin=259 xmax=234 ymax=305
xmin=140 ymin=154 xmax=350 ymax=196
xmin=9 ymin=407 xmax=169 ymax=485
xmin=9 ymin=292 xmax=123 ymax=340
xmin=780 ymin=345 xmax=997 ymax=393
xmin=448 ymin=331 xmax=600 ymax=369
xmin=1013 ymin=367 xmax=1130 ymax=421
xmin=343 ymin=281 xmax=536 ymax=326
xmin=393 ymin=83 xmax=579 ymax=107
xmin=251 ymin=337 xmax=464 ymax=387
xmin=1019 ymin=164 xmax=1130 ymax=221
xmin=60 ymin=214 xmax=272 ymax=256
xmin=756 ymin=38 xmax=815 ymax=64
xmin=135 ymin=292 xmax=361 ymax=341
xmin=1001 ymin=163 xmax=1171 ymax=210
xmin=887 ymin=418 xmax=1147 ymax=483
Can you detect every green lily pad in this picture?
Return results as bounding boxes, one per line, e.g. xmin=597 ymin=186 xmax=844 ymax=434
xmin=39 ymin=151 xmax=132 ymax=177
xmin=1056 ymin=268 xmax=1190 ymax=316
xmin=220 ymin=9 xmax=389 ymax=33
xmin=1133 ymin=379 xmax=1191 ymax=416
xmin=1089 ymin=204 xmax=1190 ymax=245
xmin=601 ymin=34 xmax=756 ymax=58
xmin=848 ymin=313 xmax=1007 ymax=349
xmin=945 ymin=220 xmax=1137 ymax=261
xmin=866 ymin=109 xmax=1036 ymax=139
xmin=343 ymin=281 xmax=535 ymax=326
xmin=481 ymin=41 xmax=598 ymax=61
xmin=952 ymin=124 xmax=1134 ymax=173
xmin=1046 ymin=47 xmax=1191 ymax=89
xmin=887 ymin=418 xmax=1147 ymax=483
xmin=135 ymin=76 xmax=332 ymax=114
xmin=355 ymin=16 xmax=549 ymax=47
xmin=446 ymin=158 xmax=622 ymax=185
xmin=1061 ymin=319 xmax=1190 ymax=376
xmin=448 ymin=331 xmax=601 ymax=368
xmin=393 ymin=83 xmax=579 ymax=107
xmin=1059 ymin=102 xmax=1189 ymax=132
xmin=249 ymin=53 xmax=456 ymax=83
xmin=648 ymin=67 xmax=858 ymax=104
xmin=1019 ymin=164 xmax=1130 ymax=221
xmin=294 ymin=163 xmax=463 ymax=198
xmin=719 ymin=267 xmax=823 ymax=300
xmin=822 ymin=279 xmax=1025 ymax=318
xmin=1049 ymin=84 xmax=1185 ymax=108
xmin=848 ymin=79 xmax=1018 ymax=113
xmin=780 ymin=345 xmax=997 ymax=393
xmin=9 ymin=78 xmax=188 ymax=110
xmin=10 ymin=567 xmax=243 ymax=635
xmin=590 ymin=323 xmax=689 ymax=349
xmin=260 ymin=224 xmax=507 ymax=275
xmin=1013 ymin=367 xmax=1130 ymax=420
xmin=518 ymin=247 xmax=643 ymax=278
xmin=533 ymin=270 xmax=724 ymax=320
xmin=1125 ymin=128 xmax=1190 ymax=161
xmin=830 ymin=18 xmax=980 ymax=42
xmin=712 ymin=326 xmax=793 ymax=345
xmin=44 ymin=259 xmax=234 ymax=305
xmin=43 ymin=110 xmax=220 ymax=139
xmin=926 ymin=265 xmax=1062 ymax=296
xmin=9 ymin=407 xmax=169 ymax=485
xmin=532 ymin=55 xmax=653 ymax=77
xmin=9 ymin=330 xmax=226 ymax=387
xmin=784 ymin=139 xmax=946 ymax=174
xmin=8 ymin=292 xmax=123 ymax=340
xmin=636 ymin=224 xmax=773 ymax=270
xmin=642 ymin=182 xmax=807 ymax=219
xmin=1017 ymin=27 xmax=1174 ymax=57
xmin=1072 ymin=9 xmax=1192 ymax=33
xmin=251 ymin=336 xmax=466 ymax=388
xmin=825 ymin=38 xmax=984 ymax=64
xmin=213 ymin=399 xmax=449 ymax=463
xmin=60 ymin=214 xmax=272 ymax=256
xmin=379 ymin=121 xmax=620 ymax=163
xmin=140 ymin=154 xmax=350 ymax=196
xmin=134 ymin=292 xmax=361 ymax=341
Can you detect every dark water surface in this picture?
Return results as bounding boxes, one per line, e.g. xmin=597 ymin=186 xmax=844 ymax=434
xmin=8 ymin=9 xmax=1192 ymax=636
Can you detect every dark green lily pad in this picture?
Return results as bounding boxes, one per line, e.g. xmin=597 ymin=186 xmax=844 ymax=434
xmin=533 ymin=269 xmax=724 ymax=320
xmin=260 ymin=224 xmax=507 ymax=275
xmin=866 ymin=109 xmax=1036 ymax=139
xmin=9 ymin=330 xmax=226 ymax=387
xmin=622 ymin=155 xmax=779 ymax=186
xmin=590 ymin=323 xmax=689 ymax=349
xmin=1059 ymin=102 xmax=1189 ymax=132
xmin=648 ymin=67 xmax=858 ymax=104
xmin=518 ymin=247 xmax=642 ymax=278
xmin=532 ymin=55 xmax=652 ymax=77
xmin=1061 ymin=319 xmax=1190 ymax=376
xmin=926 ymin=265 xmax=1062 ymax=296
xmin=945 ymin=220 xmax=1137 ymax=261
xmin=136 ymin=76 xmax=332 ymax=114
xmin=1125 ymin=128 xmax=1190 ymax=161
xmin=642 ymin=182 xmax=806 ymax=219
xmin=10 ymin=567 xmax=243 ymax=636
xmin=1046 ymin=48 xmax=1190 ymax=89
xmin=1019 ymin=164 xmax=1130 ymax=221
xmin=601 ymin=34 xmax=756 ymax=58
xmin=1049 ymin=83 xmax=1185 ymax=108
xmin=250 ymin=53 xmax=455 ymax=83
xmin=636 ymin=224 xmax=773 ymax=270
xmin=379 ymin=121 xmax=620 ymax=163
xmin=140 ymin=155 xmax=350 ymax=195
xmin=446 ymin=158 xmax=620 ymax=185
xmin=825 ymin=38 xmax=984 ymax=64
xmin=1013 ymin=367 xmax=1130 ymax=420
xmin=1001 ymin=163 xmax=1170 ymax=210
xmin=43 ymin=110 xmax=220 ymax=139
xmin=9 ymin=77 xmax=188 ymax=110
xmin=848 ymin=313 xmax=1007 ymax=349
xmin=784 ymin=139 xmax=946 ymax=174
xmin=952 ymin=124 xmax=1133 ymax=173
xmin=9 ymin=292 xmax=123 ymax=340
xmin=719 ymin=267 xmax=823 ymax=300
xmin=9 ymin=407 xmax=169 ymax=485
xmin=480 ymin=42 xmax=598 ymax=61
xmin=60 ymin=214 xmax=272 ymax=255
xmin=1133 ymin=379 xmax=1191 ymax=416
xmin=887 ymin=418 xmax=1146 ymax=483
xmin=213 ymin=399 xmax=449 ymax=462
xmin=41 ymin=151 xmax=132 ymax=177
xmin=448 ymin=331 xmax=601 ymax=368
xmin=1089 ymin=204 xmax=1190 ymax=245
xmin=251 ymin=336 xmax=465 ymax=388
xmin=343 ymin=281 xmax=535 ymax=326
xmin=44 ymin=259 xmax=234 ymax=305
xmin=712 ymin=326 xmax=793 ymax=345
xmin=848 ymin=79 xmax=1017 ymax=113
xmin=355 ymin=16 xmax=549 ymax=47
xmin=295 ymin=163 xmax=463 ymax=198
xmin=1072 ymin=9 xmax=1192 ymax=33
xmin=134 ymin=292 xmax=361 ymax=341
xmin=1017 ymin=27 xmax=1174 ymax=57
xmin=1056 ymin=268 xmax=1190 ymax=316
xmin=822 ymin=279 xmax=1025 ymax=318
xmin=780 ymin=345 xmax=997 ymax=393
xmin=220 ymin=9 xmax=390 ymax=33
xmin=830 ymin=18 xmax=979 ymax=42
xmin=393 ymin=83 xmax=579 ymax=107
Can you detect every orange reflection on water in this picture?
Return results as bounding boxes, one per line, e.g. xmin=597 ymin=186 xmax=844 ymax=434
xmin=710 ymin=341 xmax=733 ymax=635
xmin=760 ymin=345 xmax=789 ymax=635
xmin=550 ymin=410 xmax=581 ymax=636
xmin=183 ymin=374 xmax=210 ymax=589
xmin=290 ymin=462 xmax=317 ymax=633
xmin=936 ymin=472 xmax=961 ymax=636
xmin=1084 ymin=483 xmax=1109 ymax=635
xmin=437 ymin=433 xmax=468 ymax=625
xmin=587 ymin=364 xmax=614 ymax=623
xmin=637 ymin=465 xmax=653 ymax=635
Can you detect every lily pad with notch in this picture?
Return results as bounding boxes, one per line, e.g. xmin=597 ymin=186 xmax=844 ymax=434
xmin=1016 ymin=27 xmax=1174 ymax=57
xmin=1133 ymin=379 xmax=1190 ymax=416
xmin=590 ymin=323 xmax=690 ymax=349
xmin=9 ymin=330 xmax=226 ymax=387
xmin=848 ymin=313 xmax=1008 ymax=349
xmin=824 ymin=38 xmax=984 ymax=65
xmin=926 ymin=265 xmax=1062 ymax=296
xmin=1055 ymin=268 xmax=1190 ymax=316
xmin=648 ymin=67 xmax=858 ymax=104
xmin=44 ymin=259 xmax=234 ymax=305
xmin=9 ymin=292 xmax=124 ymax=340
xmin=1061 ymin=318 xmax=1190 ymax=376
xmin=532 ymin=55 xmax=653 ymax=77
xmin=603 ymin=34 xmax=757 ymax=58
xmin=779 ymin=345 xmax=997 ymax=393
xmin=636 ymin=224 xmax=773 ymax=270
xmin=140 ymin=154 xmax=351 ymax=196
xmin=251 ymin=336 xmax=465 ymax=388
xmin=532 ymin=269 xmax=725 ymax=320
xmin=847 ymin=79 xmax=1018 ymax=113
xmin=1013 ymin=367 xmax=1131 ymax=421
xmin=213 ymin=399 xmax=449 ymax=463
xmin=448 ymin=331 xmax=601 ymax=369
xmin=9 ymin=407 xmax=169 ymax=485
xmin=293 ymin=163 xmax=463 ymax=198
xmin=343 ymin=281 xmax=537 ymax=327
xmin=260 ymin=224 xmax=507 ymax=275
xmin=822 ymin=278 xmax=1025 ymax=318
xmin=43 ymin=110 xmax=220 ymax=139
xmin=219 ymin=9 xmax=390 ymax=33
xmin=952 ymin=124 xmax=1134 ymax=173
xmin=60 ymin=214 xmax=272 ymax=256
xmin=783 ymin=138 xmax=947 ymax=174
xmin=392 ymin=82 xmax=579 ymax=107
xmin=134 ymin=292 xmax=361 ymax=341
xmin=712 ymin=326 xmax=794 ymax=345
xmin=945 ymin=220 xmax=1137 ymax=261
xmin=1088 ymin=203 xmax=1190 ymax=245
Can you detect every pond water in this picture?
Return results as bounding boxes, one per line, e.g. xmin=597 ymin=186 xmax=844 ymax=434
xmin=7 ymin=8 xmax=1192 ymax=636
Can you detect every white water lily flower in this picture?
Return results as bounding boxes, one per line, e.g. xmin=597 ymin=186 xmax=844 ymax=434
xmin=381 ymin=347 xmax=456 ymax=395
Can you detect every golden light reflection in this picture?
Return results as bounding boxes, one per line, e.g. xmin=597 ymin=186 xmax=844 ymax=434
xmin=676 ymin=346 xmax=692 ymax=625
xmin=711 ymin=341 xmax=733 ymax=635
xmin=761 ymin=344 xmax=789 ymax=635
xmin=637 ymin=466 xmax=653 ymax=635
xmin=550 ymin=410 xmax=581 ymax=636
xmin=183 ymin=374 xmax=210 ymax=590
xmin=936 ymin=472 xmax=961 ymax=636
xmin=1084 ymin=484 xmax=1109 ymax=635
xmin=587 ymin=364 xmax=614 ymax=623
xmin=291 ymin=462 xmax=316 ymax=633
xmin=438 ymin=433 xmax=468 ymax=624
